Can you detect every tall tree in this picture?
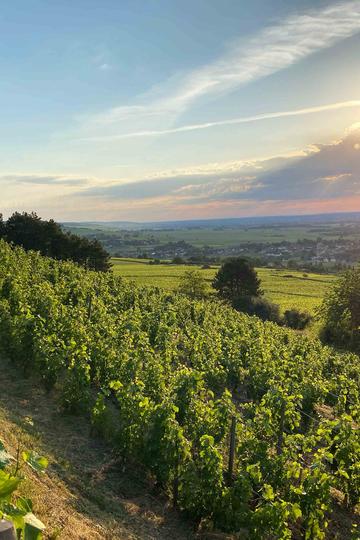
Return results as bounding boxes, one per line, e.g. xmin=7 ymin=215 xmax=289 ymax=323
xmin=0 ymin=214 xmax=5 ymax=238
xmin=212 ymin=257 xmax=262 ymax=302
xmin=319 ymin=267 xmax=360 ymax=352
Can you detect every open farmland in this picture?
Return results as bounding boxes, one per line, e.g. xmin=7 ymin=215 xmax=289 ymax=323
xmin=111 ymin=258 xmax=337 ymax=314
xmin=66 ymin=218 xmax=360 ymax=247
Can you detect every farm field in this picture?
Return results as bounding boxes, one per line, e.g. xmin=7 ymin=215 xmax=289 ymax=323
xmin=111 ymin=258 xmax=337 ymax=314
xmin=66 ymin=220 xmax=360 ymax=248
xmin=127 ymin=225 xmax=360 ymax=246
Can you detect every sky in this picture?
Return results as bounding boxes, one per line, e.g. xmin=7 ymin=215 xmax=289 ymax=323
xmin=1 ymin=0 xmax=360 ymax=222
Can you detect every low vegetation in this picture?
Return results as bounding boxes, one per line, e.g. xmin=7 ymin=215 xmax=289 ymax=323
xmin=0 ymin=436 xmax=47 ymax=538
xmin=178 ymin=270 xmax=208 ymax=299
xmin=172 ymin=257 xmax=312 ymax=329
xmin=0 ymin=359 xmax=193 ymax=539
xmin=0 ymin=240 xmax=358 ymax=538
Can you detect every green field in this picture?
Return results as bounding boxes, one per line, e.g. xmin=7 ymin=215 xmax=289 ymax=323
xmin=112 ymin=258 xmax=336 ymax=314
xmin=67 ymin=221 xmax=360 ymax=248
xmin=130 ymin=225 xmax=360 ymax=246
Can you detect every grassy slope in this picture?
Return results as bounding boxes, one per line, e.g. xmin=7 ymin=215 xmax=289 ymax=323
xmin=111 ymin=259 xmax=336 ymax=314
xmin=0 ymin=358 xmax=193 ymax=540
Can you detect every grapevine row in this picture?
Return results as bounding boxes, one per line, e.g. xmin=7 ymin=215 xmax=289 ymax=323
xmin=0 ymin=240 xmax=358 ymax=538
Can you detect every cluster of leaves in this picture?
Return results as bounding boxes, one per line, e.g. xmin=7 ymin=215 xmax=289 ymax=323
xmin=0 ymin=438 xmax=47 ymax=539
xmin=178 ymin=269 xmax=208 ymax=299
xmin=283 ymin=309 xmax=313 ymax=330
xmin=0 ymin=212 xmax=110 ymax=271
xmin=319 ymin=266 xmax=360 ymax=353
xmin=0 ymin=240 xmax=358 ymax=538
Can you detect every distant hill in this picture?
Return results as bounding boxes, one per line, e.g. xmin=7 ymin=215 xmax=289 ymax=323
xmin=63 ymin=211 xmax=360 ymax=231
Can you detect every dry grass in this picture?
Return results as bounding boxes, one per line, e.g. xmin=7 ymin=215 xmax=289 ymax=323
xmin=0 ymin=358 xmax=194 ymax=540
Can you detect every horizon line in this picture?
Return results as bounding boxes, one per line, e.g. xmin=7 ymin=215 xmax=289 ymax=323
xmin=61 ymin=209 xmax=360 ymax=225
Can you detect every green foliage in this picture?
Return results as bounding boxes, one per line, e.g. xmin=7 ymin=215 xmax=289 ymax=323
xmin=1 ymin=212 xmax=110 ymax=271
xmin=112 ymin=257 xmax=336 ymax=315
xmin=233 ymin=295 xmax=282 ymax=323
xmin=283 ymin=308 xmax=313 ymax=330
xmin=0 ymin=438 xmax=47 ymax=539
xmin=319 ymin=267 xmax=360 ymax=352
xmin=212 ymin=257 xmax=262 ymax=301
xmin=0 ymin=240 xmax=358 ymax=537
xmin=330 ymin=414 xmax=360 ymax=509
xmin=178 ymin=269 xmax=208 ymax=299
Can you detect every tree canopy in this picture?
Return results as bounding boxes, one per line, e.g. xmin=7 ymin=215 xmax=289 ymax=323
xmin=0 ymin=212 xmax=110 ymax=271
xmin=319 ymin=266 xmax=360 ymax=353
xmin=212 ymin=257 xmax=262 ymax=302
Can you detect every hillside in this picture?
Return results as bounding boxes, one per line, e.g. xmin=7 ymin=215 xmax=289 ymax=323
xmin=111 ymin=258 xmax=336 ymax=314
xmin=0 ymin=240 xmax=358 ymax=539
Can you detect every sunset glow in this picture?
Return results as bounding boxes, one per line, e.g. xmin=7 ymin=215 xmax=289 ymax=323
xmin=1 ymin=0 xmax=360 ymax=221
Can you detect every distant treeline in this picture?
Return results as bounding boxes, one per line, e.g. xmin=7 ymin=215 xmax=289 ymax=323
xmin=0 ymin=212 xmax=110 ymax=271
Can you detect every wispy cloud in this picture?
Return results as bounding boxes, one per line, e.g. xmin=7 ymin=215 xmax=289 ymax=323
xmin=79 ymin=100 xmax=360 ymax=141
xmin=92 ymin=49 xmax=113 ymax=72
xmin=11 ymin=126 xmax=359 ymax=221
xmin=76 ymin=124 xmax=360 ymax=204
xmin=83 ymin=0 xmax=360 ymax=135
xmin=318 ymin=173 xmax=352 ymax=182
xmin=98 ymin=63 xmax=112 ymax=71
xmin=77 ymin=148 xmax=316 ymax=200
xmin=0 ymin=174 xmax=90 ymax=186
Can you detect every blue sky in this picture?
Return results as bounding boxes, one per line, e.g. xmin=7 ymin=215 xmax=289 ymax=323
xmin=1 ymin=0 xmax=360 ymax=221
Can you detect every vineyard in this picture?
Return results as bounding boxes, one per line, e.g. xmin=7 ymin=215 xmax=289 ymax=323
xmin=0 ymin=240 xmax=359 ymax=539
xmin=111 ymin=258 xmax=336 ymax=314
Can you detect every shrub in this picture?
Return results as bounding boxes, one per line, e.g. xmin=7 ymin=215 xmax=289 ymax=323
xmin=283 ymin=309 xmax=313 ymax=330
xmin=232 ymin=295 xmax=282 ymax=324
xmin=172 ymin=256 xmax=185 ymax=264
xmin=178 ymin=270 xmax=208 ymax=299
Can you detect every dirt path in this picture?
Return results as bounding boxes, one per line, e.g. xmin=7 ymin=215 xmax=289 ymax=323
xmin=0 ymin=358 xmax=194 ymax=540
